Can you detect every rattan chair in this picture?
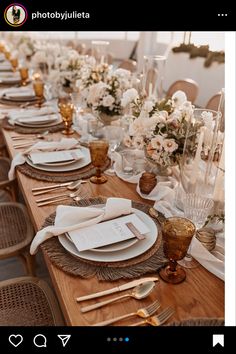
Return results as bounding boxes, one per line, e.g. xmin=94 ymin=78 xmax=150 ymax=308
xmin=118 ymin=59 xmax=137 ymax=72
xmin=206 ymin=92 xmax=221 ymax=111
xmin=0 ymin=157 xmax=17 ymax=201
xmin=0 ymin=276 xmax=64 ymax=325
xmin=0 ymin=203 xmax=35 ymax=276
xmin=166 ymin=78 xmax=199 ymax=103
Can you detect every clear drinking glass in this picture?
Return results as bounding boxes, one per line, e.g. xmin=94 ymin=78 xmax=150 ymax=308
xmin=101 ymin=126 xmax=124 ymax=175
xmin=120 ymin=149 xmax=146 ymax=175
xmin=179 ymin=193 xmax=214 ymax=268
xmin=142 ymin=55 xmax=166 ymax=99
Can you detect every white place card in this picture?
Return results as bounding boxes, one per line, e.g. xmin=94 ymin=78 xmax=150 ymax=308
xmin=30 ymin=149 xmax=83 ymax=165
xmin=68 ymin=213 xmax=150 ymax=252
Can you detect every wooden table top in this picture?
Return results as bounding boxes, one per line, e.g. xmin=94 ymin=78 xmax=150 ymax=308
xmin=2 ymin=128 xmax=224 ymax=326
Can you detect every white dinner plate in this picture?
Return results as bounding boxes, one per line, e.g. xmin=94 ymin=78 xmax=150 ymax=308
xmin=59 ymin=207 xmax=158 ymax=262
xmin=17 ymin=114 xmax=59 ymax=125
xmin=25 ymin=146 xmax=91 ymax=172
xmin=15 ymin=117 xmax=62 ymax=128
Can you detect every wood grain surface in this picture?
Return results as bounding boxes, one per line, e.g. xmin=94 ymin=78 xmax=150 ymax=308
xmin=2 ymin=129 xmax=224 ymax=326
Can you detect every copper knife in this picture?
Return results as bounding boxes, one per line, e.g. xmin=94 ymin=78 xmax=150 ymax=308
xmin=76 ymin=277 xmax=159 ymax=302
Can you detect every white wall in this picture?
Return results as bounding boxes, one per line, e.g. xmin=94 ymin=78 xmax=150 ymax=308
xmin=164 ymin=51 xmax=225 ymax=107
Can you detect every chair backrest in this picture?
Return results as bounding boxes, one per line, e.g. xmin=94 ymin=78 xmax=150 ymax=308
xmin=0 ymin=276 xmax=64 ymax=325
xmin=166 ymin=78 xmax=199 ymax=103
xmin=205 ymin=93 xmax=221 ymax=111
xmin=118 ymin=59 xmax=137 ymax=72
xmin=0 ymin=157 xmax=11 ymax=185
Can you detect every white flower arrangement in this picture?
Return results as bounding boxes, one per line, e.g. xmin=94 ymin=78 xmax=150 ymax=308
xmin=16 ymin=35 xmax=36 ymax=58
xmin=124 ymin=91 xmax=196 ymax=167
xmin=47 ymin=51 xmax=94 ymax=95
xmin=86 ymin=68 xmax=134 ymax=117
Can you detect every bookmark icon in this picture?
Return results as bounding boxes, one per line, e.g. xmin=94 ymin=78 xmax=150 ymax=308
xmin=57 ymin=335 xmax=71 ymax=347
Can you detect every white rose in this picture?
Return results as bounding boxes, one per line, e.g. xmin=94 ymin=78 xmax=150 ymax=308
xmin=143 ymin=99 xmax=155 ymax=113
xmin=102 ymin=95 xmax=115 ymax=107
xmin=172 ymin=90 xmax=187 ymax=108
xmin=121 ymin=88 xmax=139 ymax=107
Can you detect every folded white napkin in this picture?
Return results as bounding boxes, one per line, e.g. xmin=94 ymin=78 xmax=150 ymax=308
xmin=191 ymin=237 xmax=224 ymax=280
xmin=8 ymin=138 xmax=79 ymax=180
xmin=30 ymin=197 xmax=132 ymax=254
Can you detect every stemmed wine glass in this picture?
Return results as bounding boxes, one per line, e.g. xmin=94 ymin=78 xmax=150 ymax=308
xmin=159 ymin=216 xmax=196 ymax=284
xmin=178 ymin=193 xmax=214 ymax=268
xmin=89 ymin=140 xmax=109 ymax=184
xmin=33 ymin=80 xmax=45 ymax=108
xmin=58 ymin=101 xmax=75 ymax=135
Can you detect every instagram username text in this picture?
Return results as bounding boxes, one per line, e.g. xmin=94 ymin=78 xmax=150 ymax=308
xmin=32 ymin=11 xmax=90 ymax=20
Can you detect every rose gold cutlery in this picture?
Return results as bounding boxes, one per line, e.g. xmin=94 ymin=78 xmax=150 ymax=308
xmin=80 ymin=281 xmax=155 ymax=313
xmin=76 ymin=277 xmax=159 ymax=302
xmin=32 ymin=180 xmax=87 ymax=196
xmin=92 ymin=300 xmax=161 ymax=326
xmin=130 ymin=307 xmax=174 ymax=326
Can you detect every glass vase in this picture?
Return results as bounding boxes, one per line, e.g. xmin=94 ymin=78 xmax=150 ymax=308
xmin=142 ymin=55 xmax=166 ymax=99
xmin=178 ymin=108 xmax=224 ymax=205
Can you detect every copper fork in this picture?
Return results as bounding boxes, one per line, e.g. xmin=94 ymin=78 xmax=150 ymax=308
xmin=92 ymin=300 xmax=161 ymax=326
xmin=130 ymin=307 xmax=174 ymax=326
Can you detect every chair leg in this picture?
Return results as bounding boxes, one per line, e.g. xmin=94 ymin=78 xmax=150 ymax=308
xmin=18 ymin=252 xmax=36 ymax=276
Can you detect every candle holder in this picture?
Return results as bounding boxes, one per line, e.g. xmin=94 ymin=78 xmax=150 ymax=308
xmin=33 ymin=80 xmax=45 ymax=107
xmin=19 ymin=67 xmax=29 ymax=86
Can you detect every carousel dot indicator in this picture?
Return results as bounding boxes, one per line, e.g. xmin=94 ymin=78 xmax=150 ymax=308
xmin=125 ymin=337 xmax=130 ymax=342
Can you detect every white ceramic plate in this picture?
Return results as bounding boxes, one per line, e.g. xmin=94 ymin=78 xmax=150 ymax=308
xmin=59 ymin=207 xmax=158 ymax=262
xmin=25 ymin=146 xmax=91 ymax=172
xmin=15 ymin=117 xmax=62 ymax=128
xmin=17 ymin=114 xmax=59 ymax=125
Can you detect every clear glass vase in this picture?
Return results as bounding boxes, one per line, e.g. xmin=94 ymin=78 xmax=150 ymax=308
xmin=179 ymin=108 xmax=224 ymax=201
xmin=142 ymin=55 xmax=166 ymax=99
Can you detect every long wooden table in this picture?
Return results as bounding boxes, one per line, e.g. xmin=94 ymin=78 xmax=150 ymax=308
xmin=2 ymin=128 xmax=224 ymax=325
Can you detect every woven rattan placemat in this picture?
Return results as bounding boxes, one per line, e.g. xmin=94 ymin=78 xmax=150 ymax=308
xmin=40 ymin=197 xmax=167 ymax=280
xmin=17 ymin=158 xmax=110 ymax=182
xmin=2 ymin=117 xmax=64 ymax=134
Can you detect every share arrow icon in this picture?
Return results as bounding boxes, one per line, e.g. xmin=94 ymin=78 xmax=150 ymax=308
xmin=57 ymin=335 xmax=71 ymax=347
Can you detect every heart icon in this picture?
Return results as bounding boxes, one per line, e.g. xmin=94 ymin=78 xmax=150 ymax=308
xmin=9 ymin=334 xmax=23 ymax=347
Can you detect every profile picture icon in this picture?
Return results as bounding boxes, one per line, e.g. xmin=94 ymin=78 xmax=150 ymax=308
xmin=4 ymin=3 xmax=28 ymax=27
